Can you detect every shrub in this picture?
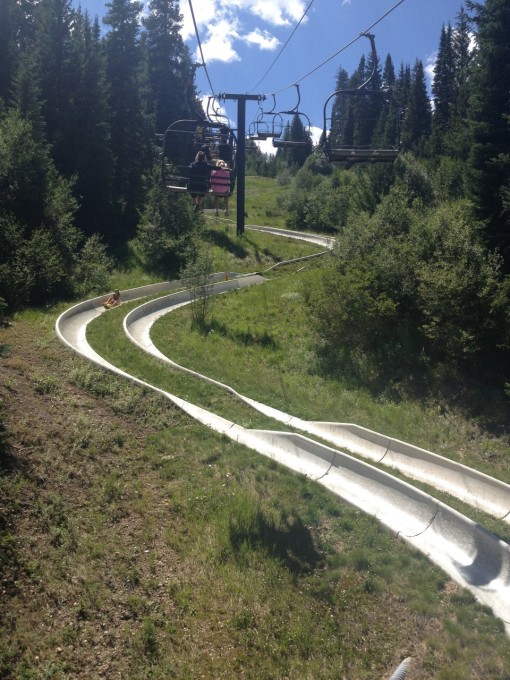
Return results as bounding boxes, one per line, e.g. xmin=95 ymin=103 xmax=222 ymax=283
xmin=71 ymin=235 xmax=113 ymax=297
xmin=180 ymin=241 xmax=214 ymax=329
xmin=135 ymin=168 xmax=198 ymax=277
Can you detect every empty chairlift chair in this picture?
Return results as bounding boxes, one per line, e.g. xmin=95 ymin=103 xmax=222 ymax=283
xmin=271 ymin=85 xmax=313 ymax=151
xmin=322 ymin=34 xmax=401 ymax=166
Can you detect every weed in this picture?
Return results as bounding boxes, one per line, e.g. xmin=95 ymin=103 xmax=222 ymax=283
xmin=32 ymin=373 xmax=59 ymax=395
xmin=140 ymin=618 xmax=159 ymax=660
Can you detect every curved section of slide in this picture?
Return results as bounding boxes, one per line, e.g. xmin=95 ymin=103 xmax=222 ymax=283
xmin=124 ymin=285 xmax=510 ymax=523
xmin=56 ymin=279 xmax=510 ymax=634
xmin=245 ymin=224 xmax=335 ymax=250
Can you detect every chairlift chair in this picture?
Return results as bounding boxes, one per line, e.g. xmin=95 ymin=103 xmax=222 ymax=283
xmin=271 ymin=85 xmax=313 ymax=150
xmin=248 ymin=97 xmax=284 ymax=141
xmin=322 ymin=34 xmax=401 ymax=165
xmin=206 ymin=96 xmax=231 ymax=129
xmin=159 ymin=118 xmax=237 ymax=195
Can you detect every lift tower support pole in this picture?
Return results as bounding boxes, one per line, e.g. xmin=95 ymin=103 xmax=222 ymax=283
xmin=220 ymin=93 xmax=264 ymax=236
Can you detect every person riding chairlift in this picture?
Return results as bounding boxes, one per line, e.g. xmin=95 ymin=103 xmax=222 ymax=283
xmin=188 ymin=150 xmax=215 ymax=211
xmin=210 ymin=160 xmax=231 ymax=216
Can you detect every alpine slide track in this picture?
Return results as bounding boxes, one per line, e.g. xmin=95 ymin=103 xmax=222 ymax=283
xmin=56 ymin=224 xmax=510 ymax=677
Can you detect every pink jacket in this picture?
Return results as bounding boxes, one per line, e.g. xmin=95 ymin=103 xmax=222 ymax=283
xmin=210 ymin=168 xmax=230 ymax=195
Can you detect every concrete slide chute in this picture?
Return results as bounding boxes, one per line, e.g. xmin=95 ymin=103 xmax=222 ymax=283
xmin=56 ymin=273 xmax=510 ymax=634
xmin=124 ymin=281 xmax=510 ymax=524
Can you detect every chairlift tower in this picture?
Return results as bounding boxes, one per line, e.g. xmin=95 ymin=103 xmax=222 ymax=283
xmin=219 ymin=93 xmax=265 ymax=236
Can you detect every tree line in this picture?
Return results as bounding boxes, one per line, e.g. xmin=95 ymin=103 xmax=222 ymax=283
xmin=285 ymin=0 xmax=510 ymax=393
xmin=0 ymin=0 xmax=198 ymax=310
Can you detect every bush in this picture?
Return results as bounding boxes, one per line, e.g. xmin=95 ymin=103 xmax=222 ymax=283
xmin=180 ymin=241 xmax=214 ymax=329
xmin=0 ymin=110 xmax=82 ymax=310
xmin=135 ymin=169 xmax=198 ymax=277
xmin=71 ymin=235 xmax=113 ymax=297
xmin=306 ymin=190 xmax=510 ymax=387
xmin=414 ymin=200 xmax=507 ymax=363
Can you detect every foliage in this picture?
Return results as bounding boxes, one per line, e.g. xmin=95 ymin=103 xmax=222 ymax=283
xmin=180 ymin=241 xmax=214 ymax=329
xmin=71 ymin=235 xmax=114 ymax=297
xmin=135 ymin=169 xmax=199 ymax=277
xmin=306 ymin=181 xmax=510 ymax=386
xmin=466 ymin=0 xmax=510 ymax=267
xmin=0 ymin=110 xmax=82 ymax=308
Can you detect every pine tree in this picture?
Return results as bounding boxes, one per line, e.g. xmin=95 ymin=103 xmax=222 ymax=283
xmin=443 ymin=6 xmax=474 ymax=159
xmin=0 ymin=0 xmax=18 ymax=102
xmin=287 ymin=113 xmax=312 ymax=166
xmin=377 ymin=54 xmax=400 ymax=148
xmin=466 ymin=0 xmax=510 ymax=265
xmin=329 ymin=66 xmax=349 ymax=148
xmin=67 ymin=11 xmax=114 ymax=236
xmin=400 ymin=60 xmax=431 ymax=154
xmin=142 ymin=0 xmax=194 ymax=135
xmin=31 ymin=0 xmax=76 ymax=164
xmin=431 ymin=23 xmax=455 ymax=152
xmin=103 ymin=0 xmax=149 ymax=240
xmin=453 ymin=5 xmax=473 ymax=91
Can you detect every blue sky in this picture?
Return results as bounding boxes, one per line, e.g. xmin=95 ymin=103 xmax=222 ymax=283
xmin=76 ymin=0 xmax=476 ymax=148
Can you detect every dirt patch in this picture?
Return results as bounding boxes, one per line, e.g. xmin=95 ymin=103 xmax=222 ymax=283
xmin=0 ymin=317 xmax=187 ymax=678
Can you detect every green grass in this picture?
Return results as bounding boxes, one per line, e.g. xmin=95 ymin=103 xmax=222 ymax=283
xmin=204 ymin=175 xmax=291 ymax=228
xmin=4 ymin=218 xmax=505 ymax=678
xmin=150 ymin=266 xmax=510 ymax=484
xmin=77 ymin=223 xmax=510 ymax=675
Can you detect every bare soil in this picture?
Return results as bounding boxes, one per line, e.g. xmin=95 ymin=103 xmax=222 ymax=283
xmin=0 ymin=316 xmax=189 ymax=678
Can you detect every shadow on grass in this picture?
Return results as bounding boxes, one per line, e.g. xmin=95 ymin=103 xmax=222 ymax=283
xmin=228 ymin=507 xmax=322 ymax=575
xmin=205 ymin=228 xmax=249 ymax=259
xmin=242 ymin=235 xmax=282 ymax=264
xmin=203 ymin=318 xmax=279 ymax=349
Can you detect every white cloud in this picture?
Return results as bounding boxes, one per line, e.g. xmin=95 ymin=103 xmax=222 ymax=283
xmin=181 ymin=0 xmax=305 ymax=57
xmin=249 ymin=0 xmax=304 ymax=26
xmin=244 ymin=28 xmax=280 ymax=50
xmin=181 ymin=0 xmax=217 ymax=41
xmin=255 ymin=137 xmax=276 ymax=155
xmin=199 ymin=19 xmax=242 ymax=64
xmin=310 ymin=125 xmax=322 ymax=145
xmin=425 ymin=52 xmax=436 ymax=87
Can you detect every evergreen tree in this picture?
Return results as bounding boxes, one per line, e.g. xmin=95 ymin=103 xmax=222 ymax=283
xmin=103 ymin=0 xmax=150 ymax=240
xmin=431 ymin=23 xmax=455 ymax=152
xmin=0 ymin=0 xmax=39 ymax=102
xmin=68 ymin=11 xmax=114 ymax=236
xmin=0 ymin=0 xmax=18 ymax=102
xmin=453 ymin=5 xmax=473 ymax=90
xmin=400 ymin=60 xmax=431 ymax=154
xmin=142 ymin=0 xmax=194 ymax=135
xmin=31 ymin=0 xmax=76 ymax=166
xmin=349 ymin=55 xmax=371 ymax=147
xmin=0 ymin=110 xmax=82 ymax=308
xmin=377 ymin=54 xmax=401 ymax=148
xmin=443 ymin=6 xmax=474 ymax=159
xmin=10 ymin=50 xmax=46 ymax=138
xmin=466 ymin=0 xmax=510 ymax=265
xmin=329 ymin=66 xmax=349 ymax=149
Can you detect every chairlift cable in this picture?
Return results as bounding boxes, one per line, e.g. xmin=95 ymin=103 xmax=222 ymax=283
xmin=188 ymin=0 xmax=216 ymax=98
xmin=266 ymin=0 xmax=408 ymax=97
xmin=250 ymin=0 xmax=317 ymax=93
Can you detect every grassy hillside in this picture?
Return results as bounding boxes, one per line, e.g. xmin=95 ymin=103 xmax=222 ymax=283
xmin=1 ymin=198 xmax=510 ymax=679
